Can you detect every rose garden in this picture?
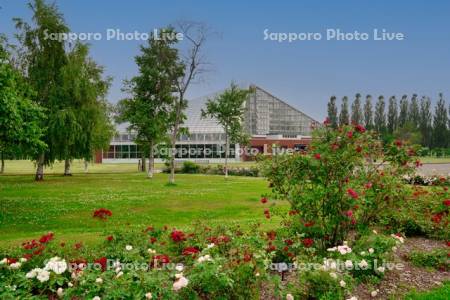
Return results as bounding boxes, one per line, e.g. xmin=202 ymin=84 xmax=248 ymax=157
xmin=0 ymin=123 xmax=448 ymax=299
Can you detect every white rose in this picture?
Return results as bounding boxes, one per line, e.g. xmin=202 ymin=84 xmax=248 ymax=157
xmin=116 ymin=271 xmax=123 ymax=278
xmin=125 ymin=245 xmax=133 ymax=251
xmin=340 ymin=280 xmax=346 ymax=287
xmin=286 ymin=293 xmax=294 ymax=300
xmin=370 ymin=290 xmax=378 ymax=297
xmin=327 ymin=247 xmax=337 ymax=252
xmin=175 ymin=264 xmax=184 ymax=272
xmin=344 ymin=260 xmax=353 ymax=269
xmin=368 ymin=248 xmax=374 ymax=254
xmin=346 ymin=297 xmax=357 ymax=300
xmin=57 ymin=288 xmax=64 ymax=298
xmin=95 ymin=277 xmax=103 ymax=284
xmin=20 ymin=257 xmax=27 ymax=263
xmin=358 ymin=259 xmax=368 ymax=269
xmin=9 ymin=262 xmax=21 ymax=269
xmin=68 ymin=282 xmax=74 ymax=287
xmin=207 ymin=243 xmax=215 ymax=248
xmin=329 ymin=272 xmax=337 ymax=279
xmin=93 ymin=297 xmax=101 ymax=300
xmin=147 ymin=248 xmax=156 ymax=254
xmin=37 ymin=270 xmax=50 ymax=282
xmin=145 ymin=292 xmax=153 ymax=299
xmin=173 ymin=276 xmax=189 ymax=291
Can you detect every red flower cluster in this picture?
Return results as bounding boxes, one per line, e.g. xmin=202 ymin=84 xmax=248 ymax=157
xmin=347 ymin=188 xmax=359 ymax=199
xmin=39 ymin=232 xmax=54 ymax=244
xmin=152 ymin=254 xmax=170 ymax=265
xmin=94 ymin=257 xmax=107 ymax=271
xmin=302 ymin=238 xmax=314 ymax=248
xmin=304 ymin=221 xmax=314 ymax=227
xmin=170 ymin=230 xmax=186 ymax=242
xmin=93 ymin=208 xmax=112 ymax=220
xmin=264 ymin=208 xmax=270 ymax=219
xmin=354 ymin=124 xmax=366 ymax=133
xmin=432 ymin=212 xmax=444 ymax=224
xmin=207 ymin=235 xmax=230 ymax=244
xmin=182 ymin=247 xmax=199 ymax=256
xmin=266 ymin=230 xmax=276 ymax=241
xmin=443 ymin=199 xmax=450 ymax=207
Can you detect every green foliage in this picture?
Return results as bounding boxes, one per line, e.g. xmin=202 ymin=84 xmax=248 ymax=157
xmin=404 ymin=281 xmax=450 ymax=300
xmin=292 ymin=270 xmax=346 ymax=300
xmin=0 ymin=42 xmax=46 ymax=159
xmin=408 ymin=249 xmax=449 ymax=271
xmin=181 ymin=161 xmax=201 ymax=174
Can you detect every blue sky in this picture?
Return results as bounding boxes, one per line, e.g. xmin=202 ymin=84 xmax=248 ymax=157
xmin=1 ymin=0 xmax=450 ymax=120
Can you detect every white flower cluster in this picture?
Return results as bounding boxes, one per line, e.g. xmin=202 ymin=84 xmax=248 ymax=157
xmin=197 ymin=254 xmax=213 ymax=263
xmin=26 ymin=257 xmax=68 ymax=282
xmin=327 ymin=241 xmax=352 ymax=255
xmin=173 ymin=274 xmax=189 ymax=291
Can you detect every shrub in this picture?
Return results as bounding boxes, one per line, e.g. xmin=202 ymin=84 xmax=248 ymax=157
xmin=262 ymin=123 xmax=418 ymax=249
xmin=181 ymin=161 xmax=201 ymax=174
xmin=408 ymin=249 xmax=449 ymax=271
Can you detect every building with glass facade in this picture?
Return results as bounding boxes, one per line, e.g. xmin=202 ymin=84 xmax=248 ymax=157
xmin=96 ymin=85 xmax=318 ymax=163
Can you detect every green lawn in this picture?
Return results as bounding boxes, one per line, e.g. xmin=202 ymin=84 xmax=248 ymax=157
xmin=0 ymin=169 xmax=280 ymax=249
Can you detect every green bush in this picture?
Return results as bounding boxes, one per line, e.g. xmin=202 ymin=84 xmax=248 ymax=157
xmin=408 ymin=249 xmax=449 ymax=271
xmin=181 ymin=161 xmax=201 ymax=174
xmin=404 ymin=281 xmax=450 ymax=300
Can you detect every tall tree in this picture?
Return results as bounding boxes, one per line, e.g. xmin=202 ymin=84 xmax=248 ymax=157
xmin=398 ymin=95 xmax=409 ymax=128
xmin=419 ymin=96 xmax=433 ymax=147
xmin=339 ymin=96 xmax=350 ymax=126
xmin=167 ymin=21 xmax=210 ymax=184
xmin=387 ymin=96 xmax=398 ymax=134
xmin=117 ymin=28 xmax=182 ymax=179
xmin=374 ymin=96 xmax=386 ymax=133
xmin=408 ymin=94 xmax=420 ymax=129
xmin=0 ymin=39 xmax=46 ymax=173
xmin=201 ymin=83 xmax=252 ymax=178
xmin=351 ymin=93 xmax=363 ymax=125
xmin=57 ymin=43 xmax=113 ymax=175
xmin=327 ymin=96 xmax=338 ymax=128
xmin=363 ymin=95 xmax=373 ymax=129
xmin=433 ymin=93 xmax=448 ymax=148
xmin=14 ymin=0 xmax=69 ymax=180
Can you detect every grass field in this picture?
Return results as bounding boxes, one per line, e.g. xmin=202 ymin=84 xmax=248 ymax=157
xmin=0 ymin=165 xmax=280 ymax=249
xmin=0 ymin=159 xmax=258 ymax=175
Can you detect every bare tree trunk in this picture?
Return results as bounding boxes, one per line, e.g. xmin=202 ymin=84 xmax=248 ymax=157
xmin=147 ymin=141 xmax=154 ymax=178
xmin=84 ymin=159 xmax=89 ymax=173
xmin=64 ymin=158 xmax=72 ymax=176
xmin=0 ymin=152 xmax=4 ymax=174
xmin=169 ymin=134 xmax=176 ymax=184
xmin=224 ymin=132 xmax=229 ymax=178
xmin=35 ymin=153 xmax=45 ymax=181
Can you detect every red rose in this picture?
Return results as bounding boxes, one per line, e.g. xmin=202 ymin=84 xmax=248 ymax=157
xmin=74 ymin=242 xmax=83 ymax=250
xmin=260 ymin=197 xmax=268 ymax=204
xmin=395 ymin=140 xmax=403 ymax=147
xmin=285 ymin=239 xmax=294 ymax=246
xmin=39 ymin=232 xmax=54 ymax=244
xmin=355 ymin=124 xmax=366 ymax=133
xmin=347 ymin=131 xmax=353 ymax=138
xmin=149 ymin=237 xmax=157 ymax=244
xmin=152 ymin=254 xmax=170 ymax=266
xmin=347 ymin=188 xmax=359 ymax=199
xmin=93 ymin=208 xmax=112 ymax=220
xmin=288 ymin=210 xmax=299 ymax=216
xmin=345 ymin=210 xmax=353 ymax=217
xmin=304 ymin=221 xmax=314 ymax=227
xmin=170 ymin=230 xmax=186 ymax=242
xmin=323 ymin=117 xmax=331 ymax=125
xmin=302 ymin=238 xmax=314 ymax=248
xmin=182 ymin=247 xmax=199 ymax=256
xmin=243 ymin=253 xmax=252 ymax=262
xmin=365 ymin=182 xmax=373 ymax=189
xmin=94 ymin=257 xmax=107 ymax=271
xmin=267 ymin=230 xmax=276 ymax=241
xmin=443 ymin=199 xmax=450 ymax=207
xmin=106 ymin=235 xmax=114 ymax=241
xmin=314 ymin=153 xmax=321 ymax=160
xmin=356 ymin=145 xmax=363 ymax=153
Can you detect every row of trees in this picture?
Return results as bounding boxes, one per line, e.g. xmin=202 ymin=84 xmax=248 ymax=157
xmin=327 ymin=93 xmax=449 ymax=148
xmin=0 ymin=0 xmax=114 ymax=179
xmin=115 ymin=24 xmax=251 ymax=181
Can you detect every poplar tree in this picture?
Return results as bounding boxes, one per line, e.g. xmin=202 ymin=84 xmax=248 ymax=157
xmin=327 ymin=96 xmax=338 ymax=128
xmin=363 ymin=95 xmax=373 ymax=129
xmin=433 ymin=93 xmax=448 ymax=148
xmin=374 ymin=96 xmax=386 ymax=133
xmin=351 ymin=93 xmax=363 ymax=125
xmin=398 ymin=95 xmax=409 ymax=128
xmin=419 ymin=96 xmax=433 ymax=147
xmin=339 ymin=96 xmax=350 ymax=126
xmin=409 ymin=94 xmax=420 ymax=129
xmin=387 ymin=96 xmax=398 ymax=134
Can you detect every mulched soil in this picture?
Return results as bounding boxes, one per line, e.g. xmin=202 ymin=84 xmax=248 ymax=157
xmin=261 ymin=237 xmax=449 ymax=300
xmin=354 ymin=237 xmax=449 ymax=299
